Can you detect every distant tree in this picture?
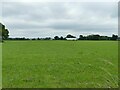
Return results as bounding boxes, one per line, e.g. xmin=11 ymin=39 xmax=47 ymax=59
xmin=60 ymin=36 xmax=64 ymax=40
xmin=54 ymin=36 xmax=59 ymax=40
xmin=37 ymin=37 xmax=40 ymax=40
xmin=0 ymin=23 xmax=9 ymax=41
xmin=32 ymin=38 xmax=36 ymax=40
xmin=111 ymin=34 xmax=118 ymax=40
xmin=100 ymin=36 xmax=108 ymax=40
xmin=78 ymin=35 xmax=84 ymax=40
xmin=44 ymin=37 xmax=51 ymax=40
xmin=86 ymin=34 xmax=100 ymax=40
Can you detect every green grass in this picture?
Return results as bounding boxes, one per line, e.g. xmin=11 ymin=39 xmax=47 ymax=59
xmin=2 ymin=40 xmax=118 ymax=88
xmin=0 ymin=43 xmax=2 ymax=89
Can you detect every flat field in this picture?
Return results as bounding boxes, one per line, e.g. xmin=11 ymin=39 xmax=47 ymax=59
xmin=2 ymin=40 xmax=118 ymax=88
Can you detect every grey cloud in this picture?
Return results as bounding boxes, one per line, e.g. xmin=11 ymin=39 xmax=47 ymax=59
xmin=79 ymin=2 xmax=118 ymax=18
xmin=5 ymin=17 xmax=117 ymax=33
xmin=2 ymin=2 xmax=118 ymax=37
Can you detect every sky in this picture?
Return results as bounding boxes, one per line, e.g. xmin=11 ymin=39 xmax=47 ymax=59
xmin=1 ymin=0 xmax=119 ymax=38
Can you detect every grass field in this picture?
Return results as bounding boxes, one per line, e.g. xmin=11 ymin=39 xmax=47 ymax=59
xmin=2 ymin=40 xmax=118 ymax=88
xmin=0 ymin=43 xmax=2 ymax=89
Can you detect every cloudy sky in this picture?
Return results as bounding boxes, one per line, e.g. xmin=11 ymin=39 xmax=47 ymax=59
xmin=1 ymin=1 xmax=118 ymax=38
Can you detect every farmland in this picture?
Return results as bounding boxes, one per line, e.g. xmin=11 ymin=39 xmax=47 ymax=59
xmin=0 ymin=43 xmax=2 ymax=89
xmin=2 ymin=40 xmax=118 ymax=88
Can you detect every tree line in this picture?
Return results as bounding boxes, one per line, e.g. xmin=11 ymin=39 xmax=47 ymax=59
xmin=8 ymin=34 xmax=119 ymax=41
xmin=0 ymin=23 xmax=119 ymax=41
xmin=78 ymin=34 xmax=118 ymax=40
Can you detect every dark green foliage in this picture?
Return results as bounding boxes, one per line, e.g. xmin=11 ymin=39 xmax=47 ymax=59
xmin=54 ymin=36 xmax=59 ymax=40
xmin=54 ymin=36 xmax=66 ymax=40
xmin=100 ymin=36 xmax=109 ymax=40
xmin=79 ymin=35 xmax=84 ymax=40
xmin=60 ymin=36 xmax=64 ymax=40
xmin=78 ymin=34 xmax=118 ymax=40
xmin=87 ymin=34 xmax=100 ymax=40
xmin=0 ymin=23 xmax=9 ymax=40
xmin=111 ymin=34 xmax=118 ymax=40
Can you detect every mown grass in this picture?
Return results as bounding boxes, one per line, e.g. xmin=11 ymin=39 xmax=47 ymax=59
xmin=2 ymin=40 xmax=118 ymax=88
xmin=0 ymin=43 xmax=2 ymax=89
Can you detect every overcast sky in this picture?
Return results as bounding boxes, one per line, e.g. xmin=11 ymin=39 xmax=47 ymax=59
xmin=1 ymin=1 xmax=118 ymax=38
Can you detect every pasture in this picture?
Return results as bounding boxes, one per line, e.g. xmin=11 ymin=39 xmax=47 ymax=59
xmin=2 ymin=40 xmax=118 ymax=88
xmin=0 ymin=43 xmax=2 ymax=89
